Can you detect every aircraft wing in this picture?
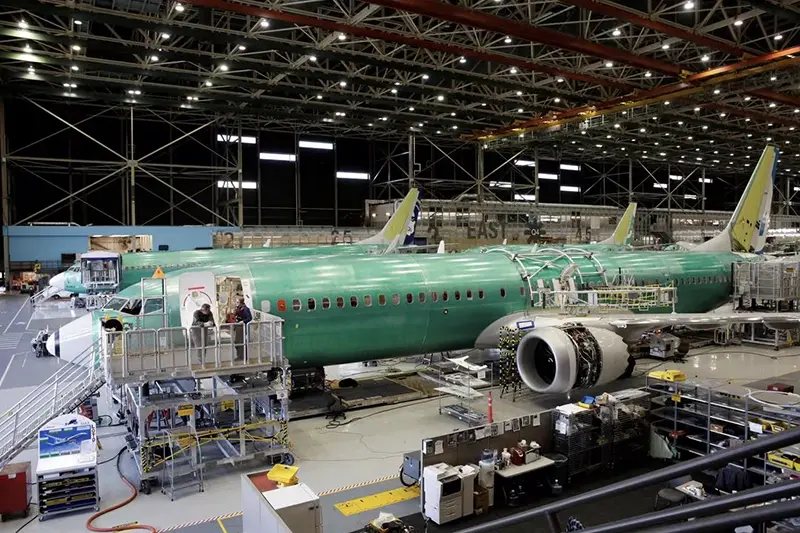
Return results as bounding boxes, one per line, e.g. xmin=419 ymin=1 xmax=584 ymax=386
xmin=606 ymin=312 xmax=800 ymax=341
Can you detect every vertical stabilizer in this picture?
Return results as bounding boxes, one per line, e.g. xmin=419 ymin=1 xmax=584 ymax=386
xmin=600 ymin=202 xmax=637 ymax=246
xmin=359 ymin=188 xmax=420 ymax=246
xmin=694 ymin=145 xmax=778 ymax=253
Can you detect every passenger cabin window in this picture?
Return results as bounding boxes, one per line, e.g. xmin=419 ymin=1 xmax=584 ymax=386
xmin=322 ymin=297 xmax=331 ymax=310
xmin=466 ymin=290 xmax=473 ymax=300
xmin=350 ymin=296 xmax=358 ymax=308
xmin=307 ymin=298 xmax=316 ymax=311
xmin=431 ymin=292 xmax=439 ymax=302
xmin=442 ymin=291 xmax=449 ymax=302
xmin=336 ymin=297 xmax=345 ymax=309
xmin=478 ymin=289 xmax=484 ymax=299
xmin=364 ymin=295 xmax=373 ymax=307
xmin=392 ymin=293 xmax=400 ymax=305
xmin=520 ymin=286 xmax=526 ymax=296
xmin=292 ymin=299 xmax=302 ymax=312
xmin=419 ymin=292 xmax=426 ymax=303
xmin=500 ymin=288 xmax=506 ymax=298
xmin=454 ymin=291 xmax=461 ymax=301
xmin=406 ymin=293 xmax=414 ymax=304
xmin=378 ymin=294 xmax=387 ymax=306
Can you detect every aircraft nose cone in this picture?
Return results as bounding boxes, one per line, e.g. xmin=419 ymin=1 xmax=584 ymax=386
xmin=49 ymin=272 xmax=65 ymax=291
xmin=45 ymin=332 xmax=57 ymax=357
xmin=50 ymin=314 xmax=94 ymax=365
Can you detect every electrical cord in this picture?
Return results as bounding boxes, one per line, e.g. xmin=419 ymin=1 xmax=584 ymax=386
xmin=14 ymin=512 xmax=37 ymax=533
xmin=85 ymin=448 xmax=158 ymax=533
xmin=324 ymin=397 xmax=440 ymax=429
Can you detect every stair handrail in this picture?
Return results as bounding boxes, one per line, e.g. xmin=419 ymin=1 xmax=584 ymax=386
xmin=455 ymin=425 xmax=800 ymax=533
xmin=0 ymin=338 xmax=102 ymax=423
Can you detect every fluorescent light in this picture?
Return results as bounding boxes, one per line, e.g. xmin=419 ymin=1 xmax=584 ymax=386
xmin=217 ymin=180 xmax=257 ymax=189
xmin=560 ymin=163 xmax=581 ymax=171
xmin=560 ymin=185 xmax=581 ymax=193
xmin=653 ymin=183 xmax=667 ymax=189
xmin=698 ymin=178 xmax=713 ymax=183
xmin=489 ymin=181 xmax=512 ymax=188
xmin=216 ymin=134 xmax=257 ymax=144
xmin=260 ymin=153 xmax=296 ymax=162
xmin=515 ymin=159 xmax=536 ymax=167
xmin=538 ymin=173 xmax=559 ymax=180
xmin=514 ymin=194 xmax=536 ymax=201
xmin=684 ymin=194 xmax=697 ymax=199
xmin=669 ymin=174 xmax=682 ymax=180
xmin=337 ymin=171 xmax=369 ymax=180
xmin=794 ymin=187 xmax=800 ymax=192
xmin=299 ymin=140 xmax=333 ymax=150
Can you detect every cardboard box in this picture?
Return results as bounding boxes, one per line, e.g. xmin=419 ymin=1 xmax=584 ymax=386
xmin=473 ymin=486 xmax=489 ymax=515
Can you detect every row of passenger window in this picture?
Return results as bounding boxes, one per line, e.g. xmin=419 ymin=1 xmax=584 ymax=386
xmin=675 ymin=274 xmax=730 ymax=285
xmin=282 ymin=286 xmax=525 ymax=312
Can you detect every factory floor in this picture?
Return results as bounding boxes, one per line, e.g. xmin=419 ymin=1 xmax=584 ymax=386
xmin=0 ymin=293 xmax=799 ymax=533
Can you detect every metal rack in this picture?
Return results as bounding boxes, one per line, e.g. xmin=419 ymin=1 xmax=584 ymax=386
xmin=553 ymin=405 xmax=603 ymax=481
xmin=37 ymin=465 xmax=99 ymax=520
xmin=646 ymin=375 xmax=800 ymax=485
xmin=599 ymin=390 xmax=651 ymax=470
xmin=436 ymin=357 xmax=492 ymax=426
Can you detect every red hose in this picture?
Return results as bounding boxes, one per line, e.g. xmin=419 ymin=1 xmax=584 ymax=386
xmin=85 ymin=451 xmax=158 ymax=533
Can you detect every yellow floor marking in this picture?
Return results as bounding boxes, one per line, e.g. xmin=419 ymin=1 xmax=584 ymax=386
xmin=334 ymin=485 xmax=420 ymax=517
xmin=217 ymin=518 xmax=229 ymax=533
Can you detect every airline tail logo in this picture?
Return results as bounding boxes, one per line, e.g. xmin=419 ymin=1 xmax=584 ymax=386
xmin=613 ymin=203 xmax=636 ymax=246
xmin=729 ymin=145 xmax=778 ymax=253
xmin=404 ymin=200 xmax=422 ymax=245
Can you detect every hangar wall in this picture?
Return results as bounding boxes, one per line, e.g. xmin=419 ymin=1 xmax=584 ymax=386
xmin=4 ymin=226 xmax=238 ymax=262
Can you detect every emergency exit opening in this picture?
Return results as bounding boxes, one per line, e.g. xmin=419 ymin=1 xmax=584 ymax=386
xmin=216 ymin=276 xmax=249 ymax=322
xmin=89 ymin=234 xmax=153 ymax=253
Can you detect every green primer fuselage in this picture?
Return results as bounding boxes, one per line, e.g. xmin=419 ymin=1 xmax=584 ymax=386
xmin=102 ymin=249 xmax=758 ymax=368
xmin=61 ymin=244 xmax=385 ymax=294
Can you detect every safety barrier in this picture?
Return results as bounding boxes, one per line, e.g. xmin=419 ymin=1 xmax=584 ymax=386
xmin=103 ymin=318 xmax=284 ymax=384
xmin=534 ymin=285 xmax=677 ymax=315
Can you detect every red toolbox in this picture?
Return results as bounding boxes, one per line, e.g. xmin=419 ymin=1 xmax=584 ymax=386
xmin=0 ymin=462 xmax=31 ymax=521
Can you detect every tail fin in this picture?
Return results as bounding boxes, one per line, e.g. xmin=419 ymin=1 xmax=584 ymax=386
xmin=694 ymin=144 xmax=778 ymax=253
xmin=359 ymin=188 xmax=420 ymax=246
xmin=600 ymin=202 xmax=637 ymax=246
xmin=437 ymin=240 xmax=445 ymax=254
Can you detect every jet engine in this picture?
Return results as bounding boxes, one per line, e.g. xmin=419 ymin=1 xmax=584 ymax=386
xmin=516 ymin=325 xmax=631 ymax=394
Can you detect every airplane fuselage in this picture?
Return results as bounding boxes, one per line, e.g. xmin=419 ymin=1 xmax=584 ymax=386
xmin=96 ymin=249 xmax=756 ymax=368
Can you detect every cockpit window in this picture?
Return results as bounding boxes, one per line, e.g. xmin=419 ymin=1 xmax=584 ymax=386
xmin=103 ymin=297 xmax=141 ymax=314
xmin=68 ymin=265 xmax=80 ymax=272
xmin=103 ymin=297 xmax=129 ymax=311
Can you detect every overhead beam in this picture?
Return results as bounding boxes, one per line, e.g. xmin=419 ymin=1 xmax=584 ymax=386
xmin=363 ymin=0 xmax=682 ymax=76
xmin=555 ymin=0 xmax=746 ymax=57
xmin=474 ymin=45 xmax=800 ymax=139
xmin=744 ymin=0 xmax=800 ymax=24
xmin=179 ymin=0 xmax=635 ymax=90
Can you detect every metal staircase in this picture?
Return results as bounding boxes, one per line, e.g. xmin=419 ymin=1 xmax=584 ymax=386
xmin=160 ymin=429 xmax=205 ymax=501
xmin=0 ymin=339 xmax=105 ymax=469
xmin=30 ymin=285 xmax=60 ymax=307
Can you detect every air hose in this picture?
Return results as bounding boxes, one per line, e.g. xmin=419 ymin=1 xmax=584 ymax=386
xmin=85 ymin=448 xmax=158 ymax=533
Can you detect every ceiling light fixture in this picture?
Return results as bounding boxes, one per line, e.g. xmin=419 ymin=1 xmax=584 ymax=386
xmin=701 ymin=55 xmax=710 ymax=62
xmin=645 ymin=71 xmax=652 ymax=77
xmin=219 ymin=64 xmax=228 ymax=71
xmin=661 ymin=43 xmax=670 ymax=50
xmin=71 ymin=65 xmax=79 ymax=71
xmin=422 ymin=74 xmax=429 ymax=80
xmin=605 ymin=61 xmax=614 ymax=67
xmin=437 ymin=95 xmax=444 ymax=101
xmin=150 ymin=55 xmax=159 ymax=62
xmin=510 ymin=67 xmax=517 ymax=74
xmin=337 ymin=33 xmax=346 ymax=40
xmin=161 ymin=33 xmax=171 ymax=39
xmin=554 ymin=97 xmax=561 ymax=103
xmin=612 ymin=28 xmax=621 ymax=37
xmin=734 ymin=19 xmax=743 ymax=26
xmin=459 ymin=56 xmax=467 ymax=63
xmin=205 ymin=80 xmax=212 ymax=86
xmin=23 ymin=44 xmax=31 ymax=53
xmin=238 ymin=45 xmax=246 ymax=51
xmin=504 ymin=36 xmax=512 ymax=44
xmin=775 ymin=34 xmax=784 ymax=40
xmin=684 ymin=1 xmax=695 ymax=8
xmin=339 ymin=80 xmax=347 ymax=87
xmin=259 ymin=18 xmax=269 ymax=28
xmin=71 ymin=44 xmax=81 ymax=51
xmin=18 ymin=20 xmax=28 ymax=29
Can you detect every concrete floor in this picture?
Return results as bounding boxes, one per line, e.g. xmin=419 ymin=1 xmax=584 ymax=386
xmin=2 ymin=293 xmax=800 ymax=533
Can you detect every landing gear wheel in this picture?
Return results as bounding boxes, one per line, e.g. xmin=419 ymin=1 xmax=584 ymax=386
xmin=283 ymin=453 xmax=295 ymax=466
xmin=140 ymin=480 xmax=151 ymax=495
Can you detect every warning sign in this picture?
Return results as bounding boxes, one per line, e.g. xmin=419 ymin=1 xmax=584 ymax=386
xmin=152 ymin=266 xmax=166 ymax=279
xmin=177 ymin=404 xmax=194 ymax=417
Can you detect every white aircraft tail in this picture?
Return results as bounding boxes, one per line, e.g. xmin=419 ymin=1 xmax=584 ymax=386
xmin=359 ymin=188 xmax=420 ymax=246
xmin=694 ymin=144 xmax=778 ymax=253
xmin=437 ymin=240 xmax=445 ymax=254
xmin=600 ymin=202 xmax=636 ymax=246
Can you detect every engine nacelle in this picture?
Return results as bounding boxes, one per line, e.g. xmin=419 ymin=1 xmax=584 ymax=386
xmin=516 ymin=325 xmax=630 ymax=394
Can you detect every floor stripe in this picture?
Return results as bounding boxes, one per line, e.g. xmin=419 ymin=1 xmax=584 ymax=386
xmin=217 ymin=518 xmax=229 ymax=533
xmin=317 ymin=474 xmax=398 ymax=497
xmin=0 ymin=353 xmax=17 ymax=388
xmin=3 ymin=300 xmax=27 ymax=334
xmin=158 ymin=512 xmax=242 ymax=532
xmin=334 ymin=485 xmax=420 ymax=516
